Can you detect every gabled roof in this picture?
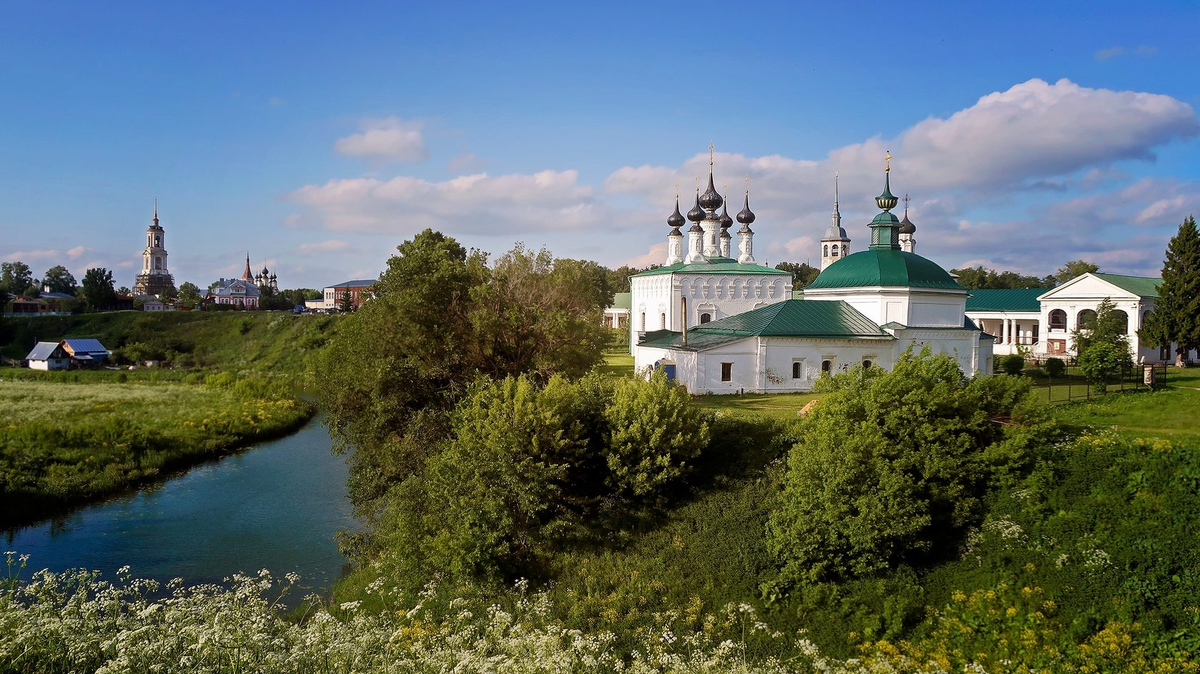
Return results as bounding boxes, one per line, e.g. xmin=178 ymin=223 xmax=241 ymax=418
xmin=25 ymin=342 xmax=65 ymax=361
xmin=638 ymin=299 xmax=892 ymax=352
xmin=1093 ymin=273 xmax=1160 ymax=298
xmin=609 ymin=292 xmax=631 ymax=310
xmin=631 ymin=258 xmax=790 ymax=278
xmin=965 ymin=288 xmax=1050 ymax=312
xmin=62 ymin=338 xmax=108 ymax=355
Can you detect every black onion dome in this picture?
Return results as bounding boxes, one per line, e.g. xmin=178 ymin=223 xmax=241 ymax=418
xmin=899 ymin=211 xmax=916 ymax=234
xmin=736 ymin=193 xmax=756 ymax=224
xmin=667 ymin=196 xmax=685 ymax=228
xmin=689 ymin=222 xmax=703 ymax=233
xmin=720 ymin=228 xmax=732 ymax=239
xmin=699 ymin=173 xmax=723 ymax=210
xmin=720 ymin=199 xmax=733 ymax=229
xmin=686 ymin=193 xmax=705 ymax=222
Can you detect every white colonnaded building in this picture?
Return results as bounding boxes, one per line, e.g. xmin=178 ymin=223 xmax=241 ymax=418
xmin=630 ymin=153 xmax=993 ymax=394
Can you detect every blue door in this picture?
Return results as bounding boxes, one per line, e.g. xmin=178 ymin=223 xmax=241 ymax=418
xmin=662 ymin=364 xmax=676 ymax=380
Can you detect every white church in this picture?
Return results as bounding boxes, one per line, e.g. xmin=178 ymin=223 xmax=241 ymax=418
xmin=630 ymin=153 xmax=994 ymax=394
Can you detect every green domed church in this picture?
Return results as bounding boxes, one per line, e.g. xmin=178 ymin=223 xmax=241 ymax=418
xmin=634 ymin=153 xmax=993 ymax=393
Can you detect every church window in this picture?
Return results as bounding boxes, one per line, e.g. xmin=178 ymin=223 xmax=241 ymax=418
xmin=1048 ymin=309 xmax=1067 ymax=330
xmin=823 ymin=244 xmax=828 ymax=257
xmin=641 ymin=312 xmax=646 ymax=330
xmin=792 ymin=361 xmax=804 ymax=379
xmin=155 ymin=236 xmax=160 ymax=247
xmin=661 ymin=312 xmax=666 ymax=328
xmin=832 ymin=246 xmax=839 ymax=258
xmin=821 ymin=359 xmax=832 ymax=373
xmin=700 ymin=312 xmax=711 ymax=324
xmin=721 ymin=362 xmax=732 ymax=381
xmin=862 ymin=359 xmax=873 ymax=369
xmin=842 ymin=244 xmax=848 ymax=256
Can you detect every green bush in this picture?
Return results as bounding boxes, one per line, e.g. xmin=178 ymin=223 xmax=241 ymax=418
xmin=1078 ymin=342 xmax=1132 ymax=393
xmin=766 ymin=349 xmax=1047 ymax=586
xmin=1000 ymin=354 xmax=1025 ymax=375
xmin=1044 ymin=357 xmax=1066 ymax=378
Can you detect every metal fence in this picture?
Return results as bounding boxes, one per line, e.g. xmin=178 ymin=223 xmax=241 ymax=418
xmin=1033 ymin=362 xmax=1168 ymax=404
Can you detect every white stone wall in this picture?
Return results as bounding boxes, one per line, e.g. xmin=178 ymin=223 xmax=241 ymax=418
xmin=629 ymin=272 xmax=792 ymax=352
xmin=802 ymin=286 xmax=967 ymax=328
xmin=1038 ymin=275 xmax=1154 ymax=361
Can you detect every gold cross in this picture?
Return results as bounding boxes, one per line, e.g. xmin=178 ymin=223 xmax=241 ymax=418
xmin=885 ymin=150 xmax=892 ymax=172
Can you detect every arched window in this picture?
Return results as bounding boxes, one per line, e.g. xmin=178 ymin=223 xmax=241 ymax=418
xmin=661 ymin=312 xmax=666 ymax=328
xmin=823 ymin=244 xmax=829 ymax=257
xmin=841 ymin=244 xmax=848 ymax=257
xmin=821 ymin=359 xmax=832 ymax=373
xmin=1077 ymin=309 xmax=1097 ymax=330
xmin=1048 ymin=309 xmax=1067 ymax=330
xmin=792 ymin=361 xmax=802 ymax=379
xmin=862 ymin=360 xmax=872 ymax=369
xmin=1113 ymin=310 xmax=1129 ymax=335
xmin=832 ymin=246 xmax=839 ymax=258
xmin=640 ymin=312 xmax=646 ymax=330
xmin=699 ymin=312 xmax=711 ymax=324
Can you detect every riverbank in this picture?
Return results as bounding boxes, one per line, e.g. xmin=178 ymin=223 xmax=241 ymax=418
xmin=0 ymin=375 xmax=315 ymax=528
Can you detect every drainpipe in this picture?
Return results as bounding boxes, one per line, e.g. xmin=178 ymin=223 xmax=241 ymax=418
xmin=681 ymin=296 xmax=688 ymax=347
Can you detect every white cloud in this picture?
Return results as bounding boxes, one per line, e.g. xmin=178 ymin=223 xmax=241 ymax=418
xmin=1096 ymin=45 xmax=1158 ymax=61
xmin=334 ymin=117 xmax=429 ymax=163
xmin=66 ymin=245 xmax=88 ymax=259
xmin=623 ymin=242 xmax=668 ymax=268
xmin=287 ymin=169 xmax=609 ymax=236
xmin=3 ymin=249 xmax=60 ymax=263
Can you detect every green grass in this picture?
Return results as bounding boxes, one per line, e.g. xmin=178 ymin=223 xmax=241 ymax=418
xmin=1 ymin=311 xmax=341 ymax=382
xmin=693 ymin=391 xmax=823 ymax=422
xmin=1049 ymin=371 xmax=1200 ymax=446
xmin=0 ymin=377 xmax=314 ymax=527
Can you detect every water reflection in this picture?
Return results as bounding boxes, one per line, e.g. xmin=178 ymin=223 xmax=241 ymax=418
xmin=2 ymin=415 xmax=356 ymax=599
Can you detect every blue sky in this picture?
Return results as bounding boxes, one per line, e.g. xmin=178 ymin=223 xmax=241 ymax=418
xmin=2 ymin=1 xmax=1198 ymax=290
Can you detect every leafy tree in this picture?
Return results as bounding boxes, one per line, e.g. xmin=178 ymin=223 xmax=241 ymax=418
xmin=80 ymin=267 xmax=116 ymax=312
xmin=950 ymin=265 xmax=1047 ymax=290
xmin=605 ymin=264 xmax=649 ymax=291
xmin=1072 ymin=297 xmax=1130 ymax=356
xmin=767 ymin=349 xmax=1046 ymax=586
xmin=0 ymin=261 xmax=33 ymax=296
xmin=999 ymin=354 xmax=1025 ymax=375
xmin=1054 ymin=259 xmax=1099 ymax=285
xmin=116 ymin=286 xmax=132 ymax=296
xmin=1044 ymin=357 xmax=1066 ymax=378
xmin=1078 ymin=341 xmax=1130 ymax=393
xmin=177 ymin=282 xmax=202 ymax=307
xmin=1140 ymin=215 xmax=1200 ymax=366
xmin=41 ymin=265 xmax=76 ymax=294
xmin=337 ymin=289 xmax=354 ymax=313
xmin=775 ymin=261 xmax=821 ymax=288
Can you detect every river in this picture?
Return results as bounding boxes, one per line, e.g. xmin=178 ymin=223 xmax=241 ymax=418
xmin=1 ymin=414 xmax=357 ymax=598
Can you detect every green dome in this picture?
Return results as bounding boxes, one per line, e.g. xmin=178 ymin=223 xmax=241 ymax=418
xmin=807 ymin=248 xmax=964 ymax=290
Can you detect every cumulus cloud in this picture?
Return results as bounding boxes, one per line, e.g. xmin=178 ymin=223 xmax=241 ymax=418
xmin=66 ymin=245 xmax=88 ymax=259
xmin=3 ymin=249 xmax=60 ymax=263
xmin=334 ymin=117 xmax=429 ymax=163
xmin=287 ymin=169 xmax=610 ymax=236
xmin=623 ymin=242 xmax=669 ymax=268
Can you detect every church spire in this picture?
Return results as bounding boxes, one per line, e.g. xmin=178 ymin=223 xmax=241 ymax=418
xmin=242 ymin=253 xmax=253 ymax=281
xmin=869 ymin=151 xmax=902 ymax=251
xmin=152 ymin=199 xmax=159 ymax=226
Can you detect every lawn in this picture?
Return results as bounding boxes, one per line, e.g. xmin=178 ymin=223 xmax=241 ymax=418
xmin=1049 ymin=366 xmax=1200 ymax=446
xmin=692 ymin=391 xmax=822 ymax=422
xmin=0 ymin=377 xmax=314 ymax=527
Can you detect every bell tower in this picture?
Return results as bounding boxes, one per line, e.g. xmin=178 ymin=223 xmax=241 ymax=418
xmin=133 ymin=200 xmax=177 ymax=298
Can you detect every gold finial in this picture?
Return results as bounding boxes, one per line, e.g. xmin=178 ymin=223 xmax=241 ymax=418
xmin=885 ymin=150 xmax=892 ymax=172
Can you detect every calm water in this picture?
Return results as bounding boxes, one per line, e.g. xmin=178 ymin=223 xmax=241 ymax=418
xmin=2 ymin=415 xmax=357 ymax=597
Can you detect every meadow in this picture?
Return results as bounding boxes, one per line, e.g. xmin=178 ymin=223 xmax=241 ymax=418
xmin=0 ymin=375 xmax=314 ymax=527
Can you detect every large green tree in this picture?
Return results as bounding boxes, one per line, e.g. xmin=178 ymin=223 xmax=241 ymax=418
xmin=1141 ymin=215 xmax=1200 ymax=366
xmin=41 ymin=265 xmax=76 ymax=294
xmin=80 ymin=267 xmax=117 ymax=312
xmin=775 ymin=261 xmax=821 ymax=288
xmin=949 ymin=265 xmax=1047 ymax=290
xmin=0 ymin=261 xmax=33 ymax=297
xmin=1054 ymin=259 xmax=1099 ymax=285
xmin=767 ymin=350 xmax=1045 ymax=586
xmin=177 ymin=281 xmax=202 ymax=307
xmin=317 ymin=230 xmax=609 ymax=524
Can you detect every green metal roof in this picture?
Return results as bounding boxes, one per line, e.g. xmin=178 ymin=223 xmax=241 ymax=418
xmin=806 ymin=248 xmax=964 ymax=291
xmin=610 ymin=292 xmax=631 ymax=310
xmin=631 ymin=257 xmax=790 ymax=278
xmin=964 ymin=288 xmax=1050 ymax=312
xmin=638 ymin=299 xmax=892 ymax=351
xmin=1093 ymin=273 xmax=1160 ymax=298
